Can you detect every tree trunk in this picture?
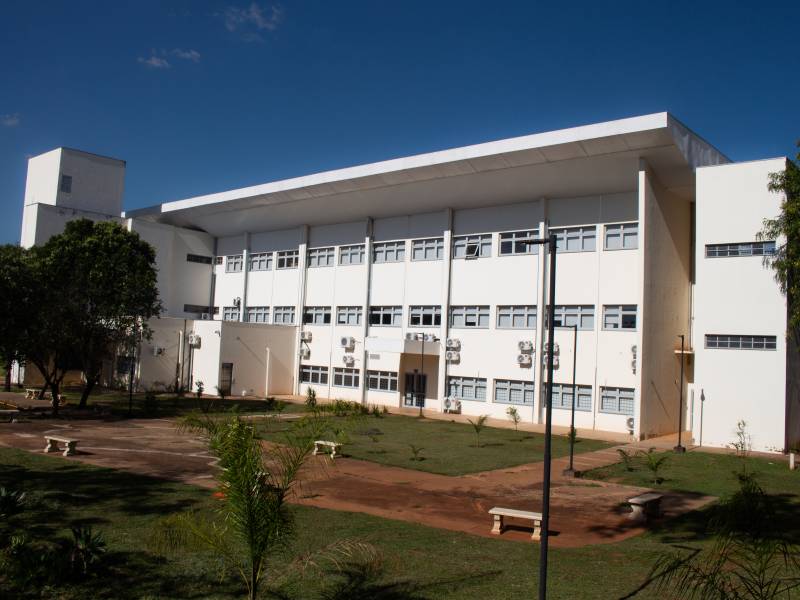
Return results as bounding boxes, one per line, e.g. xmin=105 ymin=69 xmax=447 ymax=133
xmin=79 ymin=377 xmax=97 ymax=409
xmin=50 ymin=381 xmax=60 ymax=417
xmin=4 ymin=359 xmax=11 ymax=392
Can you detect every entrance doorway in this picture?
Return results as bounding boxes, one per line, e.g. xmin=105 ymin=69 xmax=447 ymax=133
xmin=220 ymin=362 xmax=234 ymax=397
xmin=404 ymin=372 xmax=427 ymax=408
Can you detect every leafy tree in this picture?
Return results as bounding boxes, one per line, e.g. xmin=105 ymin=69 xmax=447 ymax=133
xmin=0 ymin=246 xmax=36 ymax=392
xmin=760 ymin=144 xmax=800 ymax=331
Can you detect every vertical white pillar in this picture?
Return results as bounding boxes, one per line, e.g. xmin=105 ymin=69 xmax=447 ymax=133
xmin=240 ymin=232 xmax=250 ymax=322
xmin=437 ymin=208 xmax=453 ymax=410
xmin=292 ymin=226 xmax=309 ymax=395
xmin=360 ymin=218 xmax=373 ymax=405
xmin=533 ymin=201 xmax=549 ymax=424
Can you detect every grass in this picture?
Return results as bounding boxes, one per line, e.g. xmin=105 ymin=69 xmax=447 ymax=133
xmin=257 ymin=413 xmax=613 ymax=476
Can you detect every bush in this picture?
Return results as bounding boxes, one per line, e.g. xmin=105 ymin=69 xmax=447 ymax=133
xmin=306 ymin=387 xmax=317 ymax=408
xmin=195 ymin=380 xmax=204 ymax=398
xmin=0 ymin=486 xmax=26 ymax=519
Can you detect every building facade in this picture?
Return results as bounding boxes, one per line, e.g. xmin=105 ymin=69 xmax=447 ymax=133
xmin=17 ymin=113 xmax=797 ymax=452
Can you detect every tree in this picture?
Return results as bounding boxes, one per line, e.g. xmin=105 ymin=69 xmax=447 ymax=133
xmin=38 ymin=220 xmax=161 ymax=407
xmin=760 ymin=144 xmax=800 ymax=331
xmin=0 ymin=246 xmax=35 ymax=392
xmin=467 ymin=415 xmax=489 ymax=448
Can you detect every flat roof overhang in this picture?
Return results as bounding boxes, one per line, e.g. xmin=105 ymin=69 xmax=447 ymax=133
xmin=125 ymin=113 xmax=728 ymax=238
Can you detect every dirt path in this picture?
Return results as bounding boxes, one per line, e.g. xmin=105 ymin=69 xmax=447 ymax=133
xmin=0 ymin=417 xmax=714 ymax=548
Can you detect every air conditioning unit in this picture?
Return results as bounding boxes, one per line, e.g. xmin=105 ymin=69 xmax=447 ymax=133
xmin=542 ymin=353 xmax=560 ymax=368
xmin=187 ymin=334 xmax=201 ymax=348
xmin=405 ymin=332 xmax=418 ymax=342
xmin=423 ymin=333 xmax=437 ymax=343
xmin=300 ymin=331 xmax=312 ymax=342
xmin=340 ymin=336 xmax=355 ymax=349
xmin=516 ymin=353 xmax=532 ymax=366
xmin=200 ymin=313 xmax=211 ymax=321
xmin=445 ymin=338 xmax=461 ymax=350
xmin=518 ymin=340 xmax=534 ymax=353
xmin=626 ymin=417 xmax=635 ymax=434
xmin=152 ymin=346 xmax=164 ymax=357
xmin=343 ymin=355 xmax=355 ymax=366
xmin=443 ymin=397 xmax=462 ymax=413
xmin=553 ymin=342 xmax=560 ymax=354
xmin=233 ymin=297 xmax=241 ymax=308
xmin=445 ymin=350 xmax=460 ymax=362
xmin=299 ymin=347 xmax=310 ymax=359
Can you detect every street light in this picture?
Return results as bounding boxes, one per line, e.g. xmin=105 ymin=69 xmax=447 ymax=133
xmin=674 ymin=334 xmax=686 ymax=453
xmin=562 ymin=323 xmax=578 ymax=477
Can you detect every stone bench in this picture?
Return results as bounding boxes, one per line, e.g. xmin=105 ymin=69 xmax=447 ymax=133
xmin=627 ymin=492 xmax=663 ymax=523
xmin=44 ymin=435 xmax=79 ymax=457
xmin=489 ymin=507 xmax=543 ymax=540
xmin=313 ymin=440 xmax=342 ymax=460
xmin=0 ymin=409 xmax=20 ymax=422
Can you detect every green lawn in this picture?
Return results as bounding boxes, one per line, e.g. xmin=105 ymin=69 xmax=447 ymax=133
xmin=258 ymin=413 xmax=613 ymax=476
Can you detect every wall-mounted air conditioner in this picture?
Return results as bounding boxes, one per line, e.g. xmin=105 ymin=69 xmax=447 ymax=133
xmin=443 ymin=397 xmax=462 ymax=413
xmin=405 ymin=332 xmax=418 ymax=342
xmin=200 ymin=313 xmax=211 ymax=321
xmin=423 ymin=334 xmax=437 ymax=343
xmin=300 ymin=331 xmax=312 ymax=342
xmin=445 ymin=350 xmax=460 ymax=362
xmin=299 ymin=347 xmax=310 ymax=359
xmin=343 ymin=355 xmax=355 ymax=366
xmin=518 ymin=340 xmax=534 ymax=353
xmin=516 ymin=353 xmax=532 ymax=366
xmin=340 ymin=336 xmax=355 ymax=349
xmin=626 ymin=417 xmax=635 ymax=434
xmin=446 ymin=338 xmax=461 ymax=350
xmin=188 ymin=334 xmax=201 ymax=348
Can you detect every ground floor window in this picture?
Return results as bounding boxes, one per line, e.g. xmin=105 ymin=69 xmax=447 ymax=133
xmin=448 ymin=376 xmax=487 ymax=401
xmin=333 ymin=367 xmax=359 ymax=388
xmin=367 ymin=370 xmax=398 ymax=391
xmin=599 ymin=386 xmax=635 ymax=415
xmin=548 ymin=383 xmax=592 ymax=411
xmin=494 ymin=379 xmax=534 ymax=405
xmin=300 ymin=364 xmax=328 ymax=384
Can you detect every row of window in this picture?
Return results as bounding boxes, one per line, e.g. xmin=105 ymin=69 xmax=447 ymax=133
xmin=705 ymin=241 xmax=776 ymax=258
xmin=705 ymin=334 xmax=777 ymax=350
xmin=299 ymin=366 xmax=398 ymax=391
xmin=222 ymin=303 xmax=639 ymax=330
xmin=215 ymin=223 xmax=640 ymax=273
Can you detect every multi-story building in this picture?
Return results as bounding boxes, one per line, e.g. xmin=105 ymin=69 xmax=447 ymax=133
xmin=16 ymin=113 xmax=798 ymax=453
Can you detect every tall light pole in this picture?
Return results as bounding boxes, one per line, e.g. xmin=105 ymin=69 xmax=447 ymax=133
xmin=563 ymin=323 xmax=578 ymax=477
xmin=674 ymin=334 xmax=686 ymax=453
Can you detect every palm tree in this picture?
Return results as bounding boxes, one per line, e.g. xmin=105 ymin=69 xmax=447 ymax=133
xmin=467 ymin=415 xmax=489 ymax=448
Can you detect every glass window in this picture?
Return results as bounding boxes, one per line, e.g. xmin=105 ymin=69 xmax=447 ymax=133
xmin=497 ymin=305 xmax=537 ymax=329
xmin=273 ymin=306 xmax=295 ymax=324
xmin=548 ymin=305 xmax=595 ymax=330
xmin=303 ymin=306 xmax=332 ymax=325
xmin=333 ymin=367 xmax=360 ymax=388
xmin=300 ymin=365 xmax=328 ymax=384
xmin=248 ymin=252 xmax=272 ymax=271
xmin=373 ymin=241 xmax=406 ymax=263
xmin=336 ymin=306 xmax=362 ymax=326
xmin=368 ymin=306 xmax=403 ymax=326
xmin=307 ymin=247 xmax=335 ymax=268
xmin=604 ymin=223 xmax=639 ymax=250
xmin=599 ymin=387 xmax=635 ymax=415
xmin=602 ymin=305 xmax=637 ymax=330
xmin=705 ymin=334 xmax=777 ymax=350
xmin=453 ymin=234 xmax=492 ymax=258
xmin=548 ymin=383 xmax=592 ymax=411
xmin=499 ymin=230 xmax=539 ymax=255
xmin=222 ymin=306 xmax=240 ymax=321
xmin=494 ymin=379 xmax=534 ymax=405
xmin=450 ymin=306 xmax=490 ymax=328
xmin=225 ymin=255 xmax=243 ymax=273
xmin=367 ymin=370 xmax=398 ymax=391
xmin=187 ymin=254 xmax=213 ymax=264
xmin=276 ymin=250 xmax=299 ymax=269
xmin=245 ymin=306 xmax=269 ymax=323
xmin=705 ymin=241 xmax=777 ymax=257
xmin=551 ymin=226 xmax=596 ymax=252
xmin=411 ymin=238 xmax=444 ymax=261
xmin=447 ymin=376 xmax=487 ymax=401
xmin=339 ymin=244 xmax=365 ymax=265
xmin=409 ymin=305 xmax=442 ymax=327
xmin=60 ymin=174 xmax=72 ymax=193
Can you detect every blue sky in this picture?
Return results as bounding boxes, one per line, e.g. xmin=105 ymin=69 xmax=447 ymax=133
xmin=1 ymin=0 xmax=798 ymax=244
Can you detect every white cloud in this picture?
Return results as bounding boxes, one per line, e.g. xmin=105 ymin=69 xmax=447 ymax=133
xmin=138 ymin=48 xmax=202 ymax=69
xmin=223 ymin=3 xmax=282 ymax=39
xmin=138 ymin=54 xmax=171 ymax=69
xmin=1 ymin=113 xmax=20 ymax=127
xmin=172 ymin=48 xmax=201 ymax=62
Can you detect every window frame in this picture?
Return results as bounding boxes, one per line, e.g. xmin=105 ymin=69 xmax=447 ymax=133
xmin=602 ymin=305 xmax=637 ymax=330
xmin=276 ymin=249 xmax=299 ymax=269
xmin=499 ymin=230 xmax=539 ymax=256
xmin=604 ymin=222 xmax=639 ymax=250
xmin=408 ymin=305 xmax=442 ymax=327
xmin=248 ymin=252 xmax=273 ymax=271
xmin=245 ymin=306 xmax=270 ymax=323
xmin=496 ymin=305 xmax=537 ymax=329
xmin=332 ymin=367 xmax=360 ymax=388
xmin=222 ymin=306 xmax=240 ymax=321
xmin=705 ymin=334 xmax=777 ymax=350
xmin=549 ymin=305 xmax=595 ymax=330
xmin=339 ymin=244 xmax=365 ymax=266
xmin=368 ymin=306 xmax=403 ymax=327
xmin=410 ymin=237 xmax=444 ymax=261
xmin=307 ymin=246 xmax=335 ymax=268
xmin=551 ymin=225 xmax=597 ymax=253
xmin=372 ymin=240 xmax=406 ymax=263
xmin=60 ymin=174 xmax=73 ymax=193
xmin=300 ymin=365 xmax=328 ymax=385
xmin=225 ymin=254 xmax=243 ymax=273
xmin=367 ymin=370 xmax=399 ymax=392
xmin=494 ymin=379 xmax=535 ymax=405
xmin=549 ymin=383 xmax=593 ymax=412
xmin=303 ymin=306 xmax=332 ymax=325
xmin=450 ymin=305 xmax=490 ymax=329
xmin=336 ymin=306 xmax=363 ymax=326
xmin=273 ymin=306 xmax=296 ymax=325
xmin=452 ymin=234 xmax=492 ymax=259
xmin=599 ymin=386 xmax=635 ymax=415
xmin=447 ymin=376 xmax=487 ymax=401
xmin=705 ymin=241 xmax=777 ymax=258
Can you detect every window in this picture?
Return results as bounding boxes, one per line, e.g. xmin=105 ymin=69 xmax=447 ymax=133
xmin=497 ymin=305 xmax=537 ymax=329
xmin=303 ymin=306 xmax=331 ymax=325
xmin=369 ymin=306 xmax=403 ymax=326
xmin=494 ymin=379 xmax=534 ymax=405
xmin=450 ymin=306 xmax=490 ymax=328
xmin=368 ymin=370 xmax=398 ymax=391
xmin=214 ymin=256 xmax=223 ymax=265
xmin=549 ymin=383 xmax=592 ymax=411
xmin=336 ymin=306 xmax=362 ymax=326
xmin=500 ymin=230 xmax=539 ymax=255
xmin=307 ymin=247 xmax=335 ymax=268
xmin=183 ymin=303 xmax=212 ymax=314
xmin=373 ymin=241 xmax=406 ymax=263
xmin=705 ymin=334 xmax=777 ymax=350
xmin=605 ymin=223 xmax=639 ymax=250
xmin=600 ymin=387 xmax=635 ymax=415
xmin=273 ymin=306 xmax=295 ymax=324
xmin=603 ymin=305 xmax=637 ymax=330
xmin=116 ymin=355 xmax=134 ymax=375
xmin=339 ymin=244 xmax=365 ymax=265
xmin=333 ymin=367 xmax=360 ymax=388
xmin=60 ymin=174 xmax=72 ymax=193
xmin=705 ymin=241 xmax=777 ymax=258
xmin=225 ymin=255 xmax=243 ymax=273
xmin=408 ymin=305 xmax=442 ymax=327
xmin=248 ymin=252 xmax=272 ymax=271
xmin=276 ymin=250 xmax=299 ymax=269
xmin=411 ymin=237 xmax=444 ymax=261
xmin=246 ymin=306 xmax=269 ymax=323
xmin=549 ymin=305 xmax=595 ymax=330
xmin=300 ymin=365 xmax=328 ymax=384
xmin=448 ymin=376 xmax=487 ymax=401
xmin=552 ymin=226 xmax=596 ymax=252
xmin=186 ymin=254 xmax=212 ymax=264
xmin=453 ymin=234 xmax=492 ymax=258
xmin=222 ymin=306 xmax=240 ymax=321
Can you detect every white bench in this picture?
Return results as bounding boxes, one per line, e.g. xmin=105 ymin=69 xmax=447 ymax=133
xmin=627 ymin=492 xmax=663 ymax=523
xmin=313 ymin=440 xmax=342 ymax=460
xmin=25 ymin=388 xmax=38 ymax=400
xmin=489 ymin=507 xmax=543 ymax=540
xmin=44 ymin=435 xmax=79 ymax=457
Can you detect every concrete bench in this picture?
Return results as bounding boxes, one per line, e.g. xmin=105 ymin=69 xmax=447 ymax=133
xmin=44 ymin=435 xmax=79 ymax=457
xmin=25 ymin=388 xmax=38 ymax=400
xmin=627 ymin=492 xmax=663 ymax=523
xmin=489 ymin=507 xmax=543 ymax=540
xmin=0 ymin=409 xmax=20 ymax=422
xmin=313 ymin=440 xmax=342 ymax=460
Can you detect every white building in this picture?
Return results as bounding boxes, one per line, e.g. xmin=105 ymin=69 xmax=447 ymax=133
xmin=16 ymin=113 xmax=798 ymax=453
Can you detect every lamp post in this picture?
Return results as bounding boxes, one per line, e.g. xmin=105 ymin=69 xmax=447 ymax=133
xmin=674 ymin=334 xmax=686 ymax=453
xmin=562 ymin=323 xmax=578 ymax=477
xmin=419 ymin=334 xmax=425 ymax=417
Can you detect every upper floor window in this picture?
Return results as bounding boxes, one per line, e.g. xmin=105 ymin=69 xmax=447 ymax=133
xmin=222 ymin=306 xmax=240 ymax=321
xmin=303 ymin=306 xmax=331 ymax=325
xmin=60 ymin=174 xmax=72 ymax=193
xmin=603 ymin=305 xmax=637 ymax=330
xmin=369 ymin=306 xmax=403 ymax=326
xmin=339 ymin=244 xmax=365 ymax=266
xmin=186 ymin=254 xmax=213 ymax=265
xmin=549 ymin=383 xmax=592 ymax=411
xmin=409 ymin=305 xmax=441 ymax=327
xmin=276 ymin=250 xmax=299 ymax=269
xmin=453 ymin=234 xmax=492 ymax=259
xmin=497 ymin=305 xmax=537 ymax=329
xmin=705 ymin=334 xmax=777 ymax=350
xmin=500 ymin=230 xmax=539 ymax=255
xmin=705 ymin=241 xmax=776 ymax=258
xmin=333 ymin=367 xmax=360 ymax=388
xmin=214 ymin=256 xmax=223 ymax=265
xmin=273 ymin=306 xmax=295 ymax=324
xmin=549 ymin=305 xmax=595 ymax=330
xmin=448 ymin=376 xmax=487 ymax=401
xmin=248 ymin=252 xmax=272 ymax=271
xmin=300 ymin=364 xmax=328 ymax=384
xmin=307 ymin=247 xmax=335 ymax=268
xmin=552 ymin=226 xmax=596 ymax=253
xmin=605 ymin=223 xmax=639 ymax=250
xmin=599 ymin=386 xmax=635 ymax=415
xmin=494 ymin=379 xmax=534 ymax=405
xmin=450 ymin=305 xmax=490 ymax=328
xmin=336 ymin=306 xmax=362 ymax=326
xmin=246 ymin=306 xmax=269 ymax=323
xmin=225 ymin=255 xmax=243 ymax=273
xmin=373 ymin=241 xmax=406 ymax=263
xmin=411 ymin=237 xmax=444 ymax=261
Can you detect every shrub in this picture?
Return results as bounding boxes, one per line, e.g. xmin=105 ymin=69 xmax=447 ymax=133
xmin=195 ymin=380 xmax=204 ymax=398
xmin=306 ymin=387 xmax=317 ymax=408
xmin=638 ymin=448 xmax=668 ymax=484
xmin=467 ymin=415 xmax=489 ymax=448
xmin=409 ymin=444 xmax=425 ymax=461
xmin=506 ymin=406 xmax=521 ymax=431
xmin=616 ymin=448 xmax=637 ymax=471
xmin=0 ymin=486 xmax=26 ymax=519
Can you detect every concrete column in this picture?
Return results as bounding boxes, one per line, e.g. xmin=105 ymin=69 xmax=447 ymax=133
xmin=437 ymin=208 xmax=453 ymax=410
xmin=360 ymin=218 xmax=374 ymax=405
xmin=292 ymin=226 xmax=309 ymax=395
xmin=240 ymin=232 xmax=250 ymax=322
xmin=533 ymin=201 xmax=549 ymax=424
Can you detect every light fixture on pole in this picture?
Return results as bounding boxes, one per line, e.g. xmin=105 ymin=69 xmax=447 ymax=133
xmin=674 ymin=334 xmax=686 ymax=453
xmin=562 ymin=323 xmax=578 ymax=477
